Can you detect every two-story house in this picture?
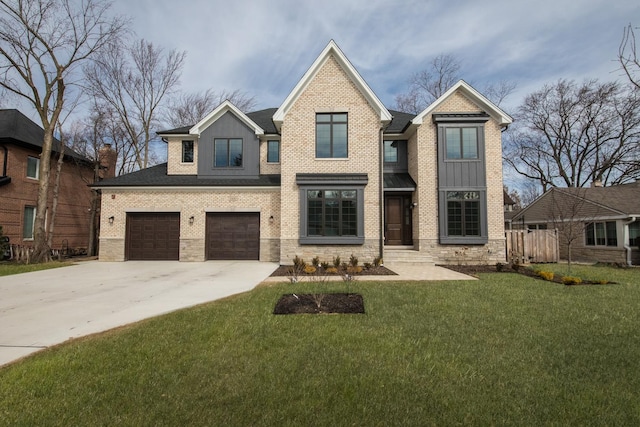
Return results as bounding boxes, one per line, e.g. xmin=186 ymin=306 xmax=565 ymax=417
xmin=0 ymin=109 xmax=115 ymax=255
xmin=94 ymin=41 xmax=512 ymax=265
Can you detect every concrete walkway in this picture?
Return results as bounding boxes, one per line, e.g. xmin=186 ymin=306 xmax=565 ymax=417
xmin=0 ymin=260 xmax=278 ymax=367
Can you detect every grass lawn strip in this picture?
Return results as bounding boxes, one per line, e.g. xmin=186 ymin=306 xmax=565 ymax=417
xmin=0 ymin=265 xmax=638 ymax=425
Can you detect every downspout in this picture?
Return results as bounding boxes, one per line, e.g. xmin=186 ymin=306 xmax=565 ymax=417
xmin=623 ymin=216 xmax=637 ymax=266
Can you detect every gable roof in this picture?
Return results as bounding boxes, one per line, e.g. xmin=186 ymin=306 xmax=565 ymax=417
xmin=272 ymin=40 xmax=393 ymax=129
xmin=0 ymin=109 xmax=89 ymax=162
xmin=513 ymin=182 xmax=640 ymax=222
xmin=412 ymin=80 xmax=513 ymax=127
xmin=189 ymin=100 xmax=264 ymax=136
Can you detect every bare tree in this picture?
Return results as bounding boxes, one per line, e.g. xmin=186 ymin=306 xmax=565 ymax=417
xmin=504 ymin=79 xmax=640 ymax=191
xmin=619 ymin=24 xmax=640 ymax=89
xmin=165 ymin=88 xmax=256 ymax=128
xmin=394 ymin=54 xmax=516 ymax=114
xmin=0 ymin=0 xmax=126 ymax=262
xmin=84 ymin=39 xmax=185 ymax=170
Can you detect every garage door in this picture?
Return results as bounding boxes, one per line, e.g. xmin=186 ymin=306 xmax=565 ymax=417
xmin=126 ymin=213 xmax=180 ymax=260
xmin=206 ymin=213 xmax=260 ymax=260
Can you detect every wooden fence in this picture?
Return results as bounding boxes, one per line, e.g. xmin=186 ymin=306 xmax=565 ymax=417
xmin=506 ymin=229 xmax=559 ymax=264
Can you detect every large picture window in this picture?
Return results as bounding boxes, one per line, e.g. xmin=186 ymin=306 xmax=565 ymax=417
xmin=585 ymin=221 xmax=617 ymax=247
xmin=446 ymin=191 xmax=481 ymax=237
xmin=307 ymin=190 xmax=357 ymax=237
xmin=445 ymin=127 xmax=478 ymax=159
xmin=316 ymin=113 xmax=347 ymax=158
xmin=214 ymin=138 xmax=243 ymax=167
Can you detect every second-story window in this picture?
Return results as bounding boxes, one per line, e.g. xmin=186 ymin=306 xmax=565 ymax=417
xmin=316 ymin=113 xmax=347 ymax=158
xmin=214 ymin=138 xmax=243 ymax=167
xmin=445 ymin=127 xmax=478 ymax=159
xmin=182 ymin=141 xmax=194 ymax=163
xmin=384 ymin=141 xmax=398 ymax=163
xmin=27 ymin=156 xmax=40 ymax=179
xmin=267 ymin=140 xmax=280 ymax=163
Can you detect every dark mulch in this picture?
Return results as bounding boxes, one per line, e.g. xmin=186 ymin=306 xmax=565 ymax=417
xmin=269 ymin=265 xmax=396 ymax=277
xmin=273 ymin=293 xmax=365 ymax=315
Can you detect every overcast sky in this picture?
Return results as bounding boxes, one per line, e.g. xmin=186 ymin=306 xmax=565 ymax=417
xmin=111 ymin=0 xmax=637 ymax=115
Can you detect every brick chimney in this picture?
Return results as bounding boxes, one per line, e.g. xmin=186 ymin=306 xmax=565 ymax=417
xmin=98 ymin=144 xmax=117 ymax=179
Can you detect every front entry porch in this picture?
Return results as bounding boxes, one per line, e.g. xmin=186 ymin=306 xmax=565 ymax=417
xmin=384 ymin=193 xmax=413 ymax=246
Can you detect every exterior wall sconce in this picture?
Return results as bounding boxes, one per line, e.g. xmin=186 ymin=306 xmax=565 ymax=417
xmin=410 ymin=202 xmax=418 ymax=209
xmin=108 ymin=216 xmax=114 ymax=224
xmin=189 ymin=215 xmax=195 ymax=225
xmin=269 ymin=215 xmax=274 ymax=223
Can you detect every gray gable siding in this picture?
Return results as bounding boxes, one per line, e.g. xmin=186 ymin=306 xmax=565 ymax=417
xmin=198 ymin=111 xmax=260 ymax=179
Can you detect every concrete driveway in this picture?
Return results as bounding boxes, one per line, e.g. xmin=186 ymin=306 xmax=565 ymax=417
xmin=0 ymin=260 xmax=278 ymax=367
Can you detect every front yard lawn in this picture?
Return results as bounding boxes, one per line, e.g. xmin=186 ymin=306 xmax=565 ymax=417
xmin=1 ymin=266 xmax=639 ymax=425
xmin=0 ymin=260 xmax=73 ymax=276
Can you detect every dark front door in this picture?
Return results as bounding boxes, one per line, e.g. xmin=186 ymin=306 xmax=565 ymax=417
xmin=206 ymin=212 xmax=260 ymax=260
xmin=385 ymin=195 xmax=413 ymax=245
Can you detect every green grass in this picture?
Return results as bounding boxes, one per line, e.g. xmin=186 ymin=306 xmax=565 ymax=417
xmin=1 ymin=267 xmax=639 ymax=425
xmin=529 ymin=262 xmax=638 ymax=283
xmin=0 ymin=261 xmax=73 ymax=276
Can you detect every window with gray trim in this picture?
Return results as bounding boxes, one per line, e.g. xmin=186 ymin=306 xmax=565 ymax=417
xmin=384 ymin=140 xmax=398 ymax=163
xmin=182 ymin=140 xmax=194 ymax=163
xmin=585 ymin=221 xmax=617 ymax=246
xmin=316 ymin=113 xmax=347 ymax=158
xmin=445 ymin=127 xmax=478 ymax=159
xmin=267 ymin=140 xmax=279 ymax=163
xmin=446 ymin=191 xmax=481 ymax=237
xmin=27 ymin=156 xmax=39 ymax=179
xmin=307 ymin=190 xmax=357 ymax=237
xmin=214 ymin=138 xmax=243 ymax=167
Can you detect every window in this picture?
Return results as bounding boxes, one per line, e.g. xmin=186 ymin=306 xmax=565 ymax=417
xmin=307 ymin=190 xmax=357 ymax=237
xmin=585 ymin=221 xmax=617 ymax=247
xmin=182 ymin=141 xmax=194 ymax=163
xmin=316 ymin=113 xmax=347 ymax=158
xmin=27 ymin=156 xmax=39 ymax=179
xmin=23 ymin=206 xmax=36 ymax=239
xmin=267 ymin=140 xmax=280 ymax=163
xmin=629 ymin=221 xmax=640 ymax=247
xmin=214 ymin=138 xmax=243 ymax=167
xmin=446 ymin=191 xmax=481 ymax=237
xmin=384 ymin=140 xmax=398 ymax=163
xmin=445 ymin=127 xmax=478 ymax=159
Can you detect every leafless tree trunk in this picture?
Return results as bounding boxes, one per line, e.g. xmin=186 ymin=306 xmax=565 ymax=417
xmin=47 ymin=136 xmax=65 ymax=250
xmin=84 ymin=39 xmax=185 ymax=171
xmin=0 ymin=0 xmax=126 ymax=263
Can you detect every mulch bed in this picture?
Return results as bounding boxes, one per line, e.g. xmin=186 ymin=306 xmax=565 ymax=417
xmin=273 ymin=293 xmax=365 ymax=314
xmin=443 ymin=264 xmax=616 ymax=285
xmin=269 ymin=265 xmax=396 ymax=277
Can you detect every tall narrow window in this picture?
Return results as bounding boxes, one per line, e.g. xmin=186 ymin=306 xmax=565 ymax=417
xmin=23 ymin=206 xmax=36 ymax=239
xmin=316 ymin=113 xmax=347 ymax=158
xmin=446 ymin=191 xmax=480 ymax=237
xmin=214 ymin=138 xmax=243 ymax=167
xmin=267 ymin=140 xmax=280 ymax=163
xmin=27 ymin=156 xmax=40 ymax=179
xmin=383 ymin=140 xmax=398 ymax=163
xmin=182 ymin=140 xmax=194 ymax=163
xmin=629 ymin=221 xmax=640 ymax=246
xmin=445 ymin=127 xmax=478 ymax=159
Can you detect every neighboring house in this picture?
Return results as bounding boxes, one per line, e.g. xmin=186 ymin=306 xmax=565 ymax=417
xmin=0 ymin=109 xmax=114 ymax=254
xmin=93 ymin=41 xmax=512 ymax=265
xmin=511 ymin=183 xmax=640 ymax=265
xmin=503 ymin=190 xmax=520 ymax=230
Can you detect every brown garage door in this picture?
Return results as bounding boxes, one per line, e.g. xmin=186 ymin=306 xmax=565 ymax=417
xmin=206 ymin=213 xmax=260 ymax=260
xmin=126 ymin=213 xmax=180 ymax=260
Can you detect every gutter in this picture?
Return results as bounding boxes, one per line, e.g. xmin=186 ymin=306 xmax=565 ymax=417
xmin=623 ymin=216 xmax=637 ymax=266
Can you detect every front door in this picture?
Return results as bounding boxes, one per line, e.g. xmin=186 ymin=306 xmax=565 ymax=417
xmin=385 ymin=195 xmax=413 ymax=245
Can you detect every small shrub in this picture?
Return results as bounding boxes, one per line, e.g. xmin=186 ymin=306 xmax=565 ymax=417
xmin=363 ymin=262 xmax=372 ymax=270
xmin=562 ymin=276 xmax=583 ymax=285
xmin=320 ymin=261 xmax=330 ymax=270
xmin=292 ymin=255 xmax=306 ymax=269
xmin=349 ymin=254 xmax=358 ymax=267
xmin=304 ymin=265 xmax=317 ymax=274
xmin=537 ymin=271 xmax=555 ymax=281
xmin=495 ymin=262 xmax=504 ymax=272
xmin=311 ymin=256 xmax=320 ymax=267
xmin=373 ymin=256 xmax=383 ymax=267
xmin=326 ymin=267 xmax=338 ymax=274
xmin=341 ymin=262 xmax=348 ymax=271
xmin=346 ymin=266 xmax=363 ymax=274
xmin=597 ymin=280 xmax=609 ymax=285
xmin=333 ymin=256 xmax=341 ymax=268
